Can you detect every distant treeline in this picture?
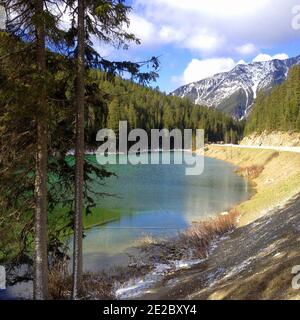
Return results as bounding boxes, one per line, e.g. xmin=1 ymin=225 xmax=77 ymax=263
xmin=86 ymin=71 xmax=245 ymax=145
xmin=245 ymin=66 xmax=300 ymax=135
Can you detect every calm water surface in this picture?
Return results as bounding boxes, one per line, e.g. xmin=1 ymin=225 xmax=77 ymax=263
xmin=77 ymin=152 xmax=251 ymax=272
xmin=4 ymin=151 xmax=252 ymax=299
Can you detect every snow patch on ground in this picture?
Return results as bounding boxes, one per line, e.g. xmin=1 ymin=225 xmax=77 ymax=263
xmin=115 ymin=233 xmax=233 ymax=299
xmin=114 ymin=259 xmax=203 ymax=299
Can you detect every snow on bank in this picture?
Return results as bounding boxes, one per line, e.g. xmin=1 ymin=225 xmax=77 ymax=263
xmin=114 ymin=259 xmax=203 ymax=299
xmin=114 ymin=234 xmax=231 ymax=300
xmin=212 ymin=143 xmax=300 ymax=154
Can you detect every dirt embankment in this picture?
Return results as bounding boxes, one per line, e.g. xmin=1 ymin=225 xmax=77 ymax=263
xmin=205 ymin=145 xmax=300 ymax=226
xmin=138 ymin=145 xmax=300 ymax=300
xmin=140 ymin=195 xmax=300 ymax=300
xmin=241 ymin=131 xmax=300 ymax=147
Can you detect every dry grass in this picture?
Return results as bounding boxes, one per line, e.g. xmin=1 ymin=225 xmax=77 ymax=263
xmin=48 ymin=261 xmax=72 ymax=299
xmin=140 ymin=209 xmax=241 ymax=263
xmin=236 ymin=151 xmax=279 ymax=180
xmin=178 ymin=209 xmax=240 ymax=259
xmin=48 ymin=261 xmax=115 ymax=300
xmin=134 ymin=234 xmax=160 ymax=246
xmin=236 ymin=165 xmax=264 ymax=180
xmin=264 ymin=151 xmax=280 ymax=163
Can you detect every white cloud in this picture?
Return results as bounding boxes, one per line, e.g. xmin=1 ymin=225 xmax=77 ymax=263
xmin=127 ymin=13 xmax=157 ymax=46
xmin=252 ymin=53 xmax=273 ymax=62
xmin=173 ymin=52 xmax=289 ymax=87
xmin=185 ymin=32 xmax=224 ymax=53
xmin=127 ymin=14 xmax=224 ymax=53
xmin=158 ymin=26 xmax=184 ymax=43
xmin=55 ymin=1 xmax=298 ymax=64
xmin=132 ymin=0 xmax=300 ymax=55
xmin=139 ymin=0 xmax=271 ymax=18
xmin=236 ymin=43 xmax=258 ymax=56
xmin=252 ymin=53 xmax=289 ymax=62
xmin=237 ymin=59 xmax=247 ymax=65
xmin=273 ymin=53 xmax=290 ymax=60
xmin=180 ymin=58 xmax=236 ymax=84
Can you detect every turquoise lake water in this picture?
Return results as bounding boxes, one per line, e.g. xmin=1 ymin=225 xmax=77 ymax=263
xmin=77 ymin=152 xmax=251 ymax=271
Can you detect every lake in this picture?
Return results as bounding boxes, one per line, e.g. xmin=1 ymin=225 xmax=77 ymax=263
xmin=75 ymin=151 xmax=251 ymax=272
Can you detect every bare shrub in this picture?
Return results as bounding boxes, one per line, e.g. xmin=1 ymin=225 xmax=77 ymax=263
xmin=264 ymin=151 xmax=279 ymax=164
xmin=236 ymin=165 xmax=264 ymax=180
xmin=178 ymin=209 xmax=240 ymax=259
xmin=48 ymin=260 xmax=72 ymax=300
xmin=140 ymin=209 xmax=241 ymax=263
xmin=134 ymin=234 xmax=160 ymax=246
xmin=81 ymin=273 xmax=115 ymax=300
xmin=48 ymin=261 xmax=114 ymax=300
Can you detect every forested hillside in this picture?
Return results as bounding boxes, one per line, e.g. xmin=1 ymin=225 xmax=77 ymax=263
xmin=245 ymin=66 xmax=300 ymax=135
xmin=86 ymin=71 xmax=244 ymax=145
xmin=0 ymin=38 xmax=244 ymax=152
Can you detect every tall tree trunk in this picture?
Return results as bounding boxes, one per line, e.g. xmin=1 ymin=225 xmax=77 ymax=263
xmin=33 ymin=0 xmax=49 ymax=300
xmin=72 ymin=0 xmax=85 ymax=299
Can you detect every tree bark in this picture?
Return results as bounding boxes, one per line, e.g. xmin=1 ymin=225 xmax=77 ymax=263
xmin=72 ymin=0 xmax=85 ymax=299
xmin=33 ymin=0 xmax=49 ymax=300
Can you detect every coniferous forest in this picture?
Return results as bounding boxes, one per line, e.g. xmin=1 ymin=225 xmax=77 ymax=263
xmin=245 ymin=66 xmax=300 ymax=135
xmin=86 ymin=71 xmax=245 ymax=145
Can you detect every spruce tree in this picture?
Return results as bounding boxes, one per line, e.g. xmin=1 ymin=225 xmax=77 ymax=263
xmin=64 ymin=0 xmax=159 ymax=298
xmin=4 ymin=0 xmax=65 ymax=299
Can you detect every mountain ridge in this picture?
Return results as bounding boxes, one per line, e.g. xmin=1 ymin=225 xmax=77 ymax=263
xmin=172 ymin=55 xmax=300 ymax=119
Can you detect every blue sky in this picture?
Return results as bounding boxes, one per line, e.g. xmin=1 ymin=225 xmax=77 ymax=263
xmin=96 ymin=0 xmax=300 ymax=93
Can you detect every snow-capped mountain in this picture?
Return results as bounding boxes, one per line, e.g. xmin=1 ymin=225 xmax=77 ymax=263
xmin=172 ymin=55 xmax=300 ymax=119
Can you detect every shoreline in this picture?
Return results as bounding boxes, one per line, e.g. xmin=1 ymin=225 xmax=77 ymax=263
xmin=137 ymin=194 xmax=300 ymax=300
xmin=3 ymin=152 xmax=247 ymax=300
xmin=204 ymin=145 xmax=300 ymax=226
xmin=112 ymin=149 xmax=256 ymax=299
xmin=132 ymin=145 xmax=300 ymax=299
xmin=77 ymin=145 xmax=300 ymax=299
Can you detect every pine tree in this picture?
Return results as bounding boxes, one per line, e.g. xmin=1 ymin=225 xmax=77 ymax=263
xmin=33 ymin=0 xmax=49 ymax=300
xmin=64 ymin=0 xmax=159 ymax=298
xmin=4 ymin=0 xmax=65 ymax=300
xmin=107 ymin=98 xmax=121 ymax=132
xmin=72 ymin=0 xmax=85 ymax=300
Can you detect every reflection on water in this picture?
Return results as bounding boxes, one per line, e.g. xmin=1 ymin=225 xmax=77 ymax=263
xmin=72 ymin=152 xmax=251 ymax=272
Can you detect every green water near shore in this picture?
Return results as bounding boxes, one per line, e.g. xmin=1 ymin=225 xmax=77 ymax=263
xmin=67 ymin=151 xmax=251 ymax=271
